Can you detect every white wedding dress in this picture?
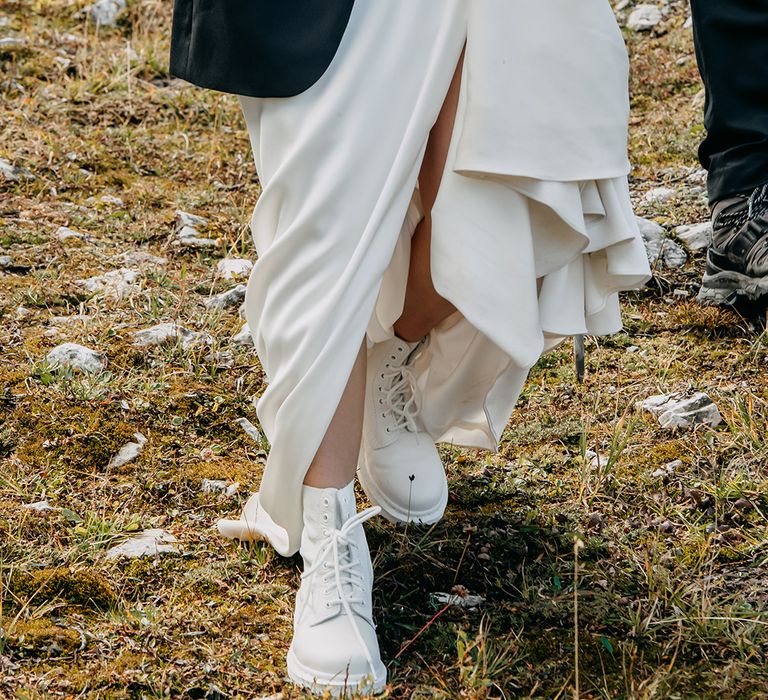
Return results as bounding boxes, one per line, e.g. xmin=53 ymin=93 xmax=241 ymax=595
xmin=219 ymin=0 xmax=651 ymax=556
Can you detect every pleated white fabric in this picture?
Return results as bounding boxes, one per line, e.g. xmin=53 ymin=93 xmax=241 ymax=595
xmin=221 ymin=0 xmax=651 ymax=557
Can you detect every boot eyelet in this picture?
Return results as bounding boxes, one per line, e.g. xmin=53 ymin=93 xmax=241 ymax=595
xmin=323 ymin=562 xmax=330 ymax=568
xmin=325 ymin=601 xmax=331 ymax=608
xmin=378 ymin=399 xmax=383 ymax=404
xmin=322 ymin=498 xmax=330 ymax=506
xmin=322 ymin=514 xmax=329 ymax=522
xmin=323 ymin=528 xmax=329 ymax=536
xmin=385 ymin=427 xmax=391 ymax=433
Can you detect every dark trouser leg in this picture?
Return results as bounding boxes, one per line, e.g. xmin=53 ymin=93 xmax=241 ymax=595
xmin=690 ymin=0 xmax=768 ymax=204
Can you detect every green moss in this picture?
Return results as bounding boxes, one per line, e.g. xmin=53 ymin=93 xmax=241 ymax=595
xmin=11 ymin=397 xmax=137 ymax=472
xmin=11 ymin=567 xmax=118 ymax=610
xmin=4 ymin=617 xmax=81 ymax=656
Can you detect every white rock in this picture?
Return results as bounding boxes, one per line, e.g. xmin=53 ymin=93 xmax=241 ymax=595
xmin=204 ymin=284 xmax=247 ymax=311
xmin=0 ymin=157 xmax=35 ymax=181
xmin=650 ymin=459 xmax=683 ymax=480
xmin=0 ymin=36 xmax=26 ymax=51
xmin=176 ymin=224 xmax=200 ymax=240
xmin=108 ymin=432 xmax=146 ymax=468
xmin=683 ymin=15 xmax=693 ymax=29
xmin=217 ymin=257 xmax=253 ymax=280
xmin=627 ymin=4 xmax=663 ymax=31
xmin=635 ymin=216 xmax=665 ymax=242
xmin=614 ymin=0 xmax=630 ymax=10
xmin=99 ymin=194 xmax=124 ymax=206
xmin=232 ymin=322 xmax=252 ymax=346
xmin=238 ymin=303 xmax=247 ymax=319
xmin=642 ymin=186 xmax=676 ymax=205
xmin=176 ymin=210 xmax=209 ymax=229
xmin=114 ymin=250 xmax=166 ymax=267
xmin=686 ymin=168 xmax=708 ymax=187
xmin=49 ymin=314 xmax=92 ymax=326
xmin=235 ymin=417 xmax=262 ymax=443
xmin=46 ymin=342 xmax=107 ymax=373
xmin=433 ymin=592 xmax=485 ymax=609
xmin=175 ymin=225 xmax=219 ymax=249
xmin=675 ymin=222 xmax=712 ymax=251
xmin=201 ymin=479 xmax=240 ymax=497
xmin=76 ymin=268 xmax=139 ymax=298
xmin=644 ymin=237 xmax=687 ymax=270
xmin=88 ymin=0 xmax=126 ymax=27
xmin=637 ymin=392 xmax=722 ymax=430
xmin=54 ymin=226 xmax=90 ymax=242
xmin=692 ymin=89 xmax=706 ymax=110
xmin=659 ymin=239 xmax=688 ymax=269
xmin=206 ymin=350 xmax=234 ymax=368
xmin=22 ymin=500 xmax=56 ymax=511
xmin=16 ymin=305 xmax=30 ymax=319
xmin=105 ymin=528 xmax=179 ymax=560
xmin=131 ymin=322 xmax=212 ymax=350
xmin=0 ymin=255 xmax=13 ymax=268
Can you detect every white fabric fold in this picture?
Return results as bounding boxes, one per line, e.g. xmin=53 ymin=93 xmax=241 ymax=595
xmin=226 ymin=0 xmax=651 ymax=557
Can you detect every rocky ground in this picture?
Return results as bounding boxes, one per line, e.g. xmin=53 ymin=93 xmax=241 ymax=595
xmin=2 ymin=1 xmax=767 ymax=698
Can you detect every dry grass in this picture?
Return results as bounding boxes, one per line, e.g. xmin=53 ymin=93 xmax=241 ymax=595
xmin=2 ymin=1 xmax=767 ymax=698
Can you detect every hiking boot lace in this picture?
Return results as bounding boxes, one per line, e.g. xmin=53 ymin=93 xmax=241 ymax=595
xmin=380 ymin=363 xmax=420 ymax=434
xmin=301 ymin=506 xmax=381 ymax=673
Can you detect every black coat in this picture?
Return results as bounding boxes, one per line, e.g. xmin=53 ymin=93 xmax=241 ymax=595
xmin=169 ymin=0 xmax=355 ymax=98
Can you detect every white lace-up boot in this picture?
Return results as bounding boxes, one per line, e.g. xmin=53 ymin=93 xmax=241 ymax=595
xmin=287 ymin=482 xmax=386 ymax=696
xmin=358 ymin=336 xmax=448 ymax=524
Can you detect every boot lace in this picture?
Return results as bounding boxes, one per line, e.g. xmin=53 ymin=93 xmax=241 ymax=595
xmin=380 ymin=363 xmax=420 ymax=434
xmin=301 ymin=506 xmax=381 ymax=673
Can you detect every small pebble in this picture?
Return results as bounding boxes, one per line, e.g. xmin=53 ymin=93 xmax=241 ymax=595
xmin=642 ymin=186 xmax=676 ymax=205
xmin=46 ymin=342 xmax=107 ymax=373
xmin=217 ymin=257 xmax=253 ymax=280
xmin=88 ymin=0 xmax=126 ymax=26
xmin=108 ymin=432 xmax=146 ymax=468
xmin=105 ymin=528 xmax=179 ymax=560
xmin=235 ymin=417 xmax=262 ymax=443
xmin=627 ymin=4 xmax=663 ymax=31
xmin=54 ymin=226 xmax=90 ymax=242
xmin=201 ymin=479 xmax=240 ymax=497
xmin=204 ymin=285 xmax=247 ymax=312
xmin=232 ymin=323 xmax=253 ymax=346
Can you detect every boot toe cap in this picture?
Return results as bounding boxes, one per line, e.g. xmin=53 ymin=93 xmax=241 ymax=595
xmin=361 ymin=433 xmax=447 ymax=522
xmin=290 ymin=614 xmax=384 ymax=687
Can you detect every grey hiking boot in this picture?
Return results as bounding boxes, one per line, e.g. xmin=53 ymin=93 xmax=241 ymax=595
xmin=698 ymin=183 xmax=768 ymax=310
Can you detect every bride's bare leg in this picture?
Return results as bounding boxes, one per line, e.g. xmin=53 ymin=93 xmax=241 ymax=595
xmin=302 ymin=339 xmax=366 ymax=488
xmin=394 ymin=48 xmax=465 ymax=343
xmin=302 ymin=52 xmax=464 ymax=486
